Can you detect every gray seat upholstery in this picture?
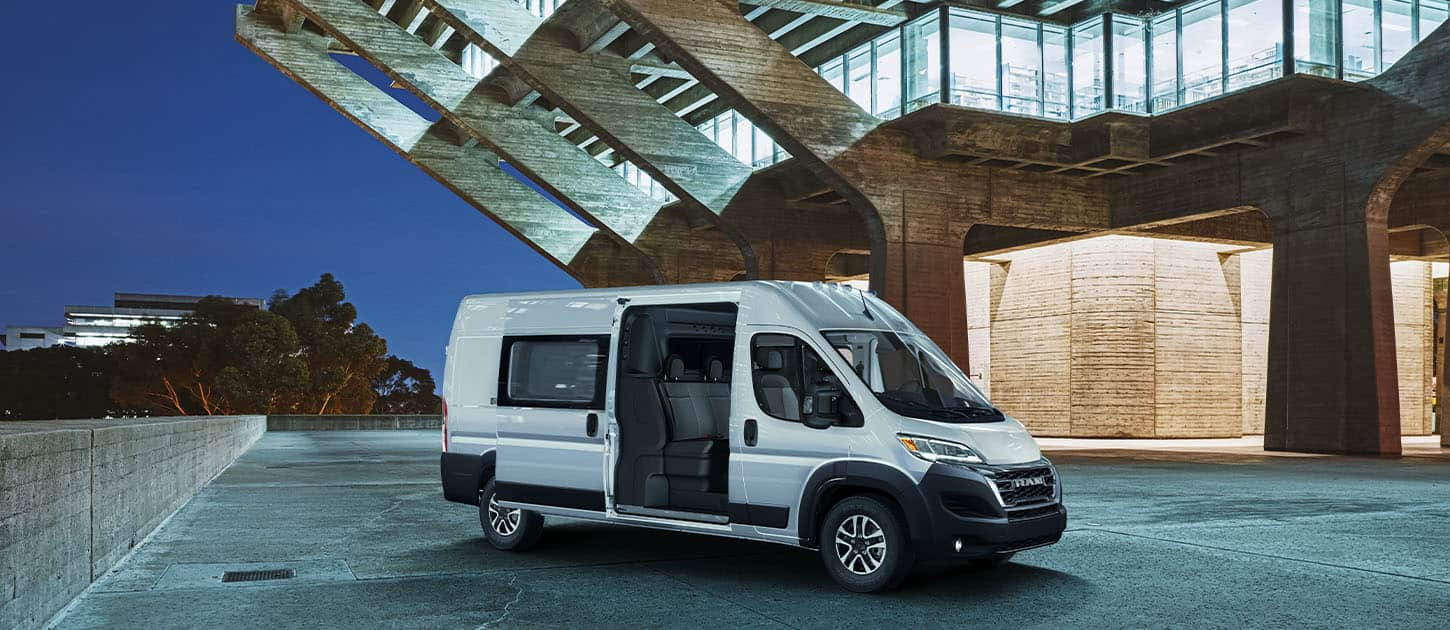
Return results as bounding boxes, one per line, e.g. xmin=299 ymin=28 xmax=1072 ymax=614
xmin=757 ymin=350 xmax=800 ymax=420
xmin=663 ymin=356 xmax=726 ymax=441
xmin=661 ymin=354 xmax=730 ymax=495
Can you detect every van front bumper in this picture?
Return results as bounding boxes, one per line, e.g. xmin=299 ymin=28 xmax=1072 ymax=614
xmin=916 ymin=461 xmax=1067 ymax=562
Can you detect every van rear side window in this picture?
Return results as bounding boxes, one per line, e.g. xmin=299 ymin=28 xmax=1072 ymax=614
xmin=498 ymin=335 xmax=609 ymax=409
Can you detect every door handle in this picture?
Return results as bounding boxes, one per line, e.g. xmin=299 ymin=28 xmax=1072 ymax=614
xmin=744 ymin=419 xmax=758 ymax=447
xmin=586 ymin=413 xmax=599 ymax=437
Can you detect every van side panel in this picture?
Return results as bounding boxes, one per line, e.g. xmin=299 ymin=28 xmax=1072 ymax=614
xmin=446 ymin=336 xmax=500 ymax=455
xmin=494 ymin=295 xmax=616 ymax=511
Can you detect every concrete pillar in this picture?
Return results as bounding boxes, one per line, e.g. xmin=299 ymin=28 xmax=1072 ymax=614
xmin=1264 ymin=186 xmax=1402 ymax=455
xmin=884 ymin=240 xmax=971 ymax=371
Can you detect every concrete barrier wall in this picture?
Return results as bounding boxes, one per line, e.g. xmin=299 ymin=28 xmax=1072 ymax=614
xmin=267 ymin=414 xmax=441 ymax=431
xmin=0 ymin=416 xmax=264 ymax=630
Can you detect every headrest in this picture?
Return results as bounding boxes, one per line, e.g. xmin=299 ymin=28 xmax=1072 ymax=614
xmin=764 ymin=350 xmax=785 ymax=371
xmin=667 ymin=355 xmax=685 ymax=380
xmin=624 ymin=315 xmax=661 ymax=374
xmin=708 ymin=358 xmax=725 ymax=381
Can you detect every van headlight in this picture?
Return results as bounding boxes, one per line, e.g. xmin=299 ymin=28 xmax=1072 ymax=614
xmin=896 ymin=434 xmax=983 ymax=466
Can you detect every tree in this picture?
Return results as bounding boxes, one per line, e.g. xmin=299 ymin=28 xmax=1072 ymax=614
xmin=270 ymin=274 xmax=388 ymax=414
xmin=372 ymin=356 xmax=441 ymax=414
xmin=0 ymin=346 xmax=118 ymax=420
xmin=215 ymin=310 xmax=309 ymax=413
xmin=111 ymin=299 xmax=305 ymax=415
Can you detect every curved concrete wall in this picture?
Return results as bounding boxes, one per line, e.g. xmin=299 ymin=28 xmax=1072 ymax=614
xmin=0 ymin=416 xmax=264 ymax=630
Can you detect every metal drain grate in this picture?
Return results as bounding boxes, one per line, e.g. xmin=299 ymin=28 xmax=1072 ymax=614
xmin=221 ymin=568 xmax=296 ymax=583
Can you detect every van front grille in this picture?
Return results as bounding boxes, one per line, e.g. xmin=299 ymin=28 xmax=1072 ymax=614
xmin=993 ymin=466 xmax=1056 ymax=507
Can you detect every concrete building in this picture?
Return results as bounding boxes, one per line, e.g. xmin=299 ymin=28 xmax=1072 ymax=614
xmin=5 ymin=293 xmax=264 ymax=351
xmin=236 ymin=0 xmax=1450 ymax=454
xmin=1 ymin=326 xmax=66 ymax=351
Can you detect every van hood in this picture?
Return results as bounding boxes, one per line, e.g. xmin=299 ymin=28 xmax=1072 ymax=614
xmin=898 ymin=415 xmax=1042 ymax=465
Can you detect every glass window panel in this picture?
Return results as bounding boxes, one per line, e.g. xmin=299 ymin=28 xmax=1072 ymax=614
xmin=904 ymin=12 xmax=942 ymax=112
xmin=1227 ymin=0 xmax=1284 ymax=90
xmin=949 ymin=10 xmax=999 ymax=110
xmin=698 ymin=118 xmax=716 ymax=143
xmin=1112 ymin=16 xmax=1149 ymax=112
xmin=1044 ymin=25 xmax=1070 ymax=119
xmin=753 ymin=125 xmax=773 ymax=167
xmin=504 ymin=337 xmax=605 ymax=407
xmin=733 ymin=114 xmax=755 ymax=164
xmin=716 ymin=112 xmax=734 ymax=155
xmin=1423 ymin=1 xmax=1450 ymax=42
xmin=1151 ymin=14 xmax=1180 ymax=111
xmin=847 ymin=44 xmax=874 ymax=111
xmin=1181 ymin=1 xmax=1225 ymax=104
xmin=1342 ymin=0 xmax=1377 ymax=80
xmin=1295 ymin=0 xmax=1340 ymax=76
xmin=874 ymin=32 xmax=903 ymax=118
xmin=1001 ymin=18 xmax=1043 ymax=117
xmin=1072 ymin=18 xmax=1107 ymax=118
xmin=1383 ymin=0 xmax=1415 ymax=66
xmin=820 ymin=58 xmax=846 ymax=94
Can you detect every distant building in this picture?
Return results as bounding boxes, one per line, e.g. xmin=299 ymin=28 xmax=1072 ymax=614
xmin=1 ymin=326 xmax=66 ymax=351
xmin=4 ymin=293 xmax=264 ymax=351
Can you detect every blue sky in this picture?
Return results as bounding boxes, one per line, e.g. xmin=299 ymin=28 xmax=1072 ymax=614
xmin=0 ymin=1 xmax=580 ymax=380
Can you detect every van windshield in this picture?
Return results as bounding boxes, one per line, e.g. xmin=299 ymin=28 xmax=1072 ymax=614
xmin=822 ymin=330 xmax=1002 ymax=424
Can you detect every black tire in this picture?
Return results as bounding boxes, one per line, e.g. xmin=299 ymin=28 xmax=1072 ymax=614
xmin=969 ymin=552 xmax=1015 ymax=569
xmin=479 ymin=478 xmax=544 ymax=551
xmin=819 ymin=495 xmax=915 ymax=593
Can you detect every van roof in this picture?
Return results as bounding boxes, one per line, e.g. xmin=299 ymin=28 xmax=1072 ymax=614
xmin=460 ymin=281 xmax=915 ymax=333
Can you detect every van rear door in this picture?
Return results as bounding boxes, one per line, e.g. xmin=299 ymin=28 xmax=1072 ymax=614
xmin=493 ymin=296 xmax=614 ymax=512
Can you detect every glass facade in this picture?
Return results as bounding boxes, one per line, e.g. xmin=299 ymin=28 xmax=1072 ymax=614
xmin=611 ymin=160 xmax=676 ymax=202
xmin=461 ymin=44 xmax=497 ymax=79
xmin=810 ymin=0 xmax=1448 ymax=122
xmin=520 ymin=0 xmax=564 ymax=18
xmin=697 ymin=110 xmax=787 ymax=169
xmin=816 ymin=29 xmax=910 ymax=118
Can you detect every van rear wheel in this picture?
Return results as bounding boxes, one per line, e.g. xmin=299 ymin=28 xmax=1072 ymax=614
xmin=819 ymin=496 xmax=914 ymax=593
xmin=480 ymin=479 xmax=544 ymax=551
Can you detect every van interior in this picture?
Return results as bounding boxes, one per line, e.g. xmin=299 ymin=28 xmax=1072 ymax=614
xmin=615 ymin=303 xmax=737 ymax=519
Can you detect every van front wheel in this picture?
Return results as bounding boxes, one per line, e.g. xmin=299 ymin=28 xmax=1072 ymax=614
xmin=819 ymin=496 xmax=914 ymax=592
xmin=479 ymin=479 xmax=544 ymax=551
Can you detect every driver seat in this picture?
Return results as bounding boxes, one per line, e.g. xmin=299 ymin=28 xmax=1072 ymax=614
xmin=756 ymin=349 xmax=799 ymax=420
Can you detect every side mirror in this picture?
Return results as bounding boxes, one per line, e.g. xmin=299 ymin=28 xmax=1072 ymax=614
xmin=803 ymin=391 xmax=839 ymax=430
xmin=803 ymin=414 xmax=833 ymax=430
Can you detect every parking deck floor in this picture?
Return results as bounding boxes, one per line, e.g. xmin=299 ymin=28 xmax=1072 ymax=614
xmin=55 ymin=431 xmax=1450 ymax=629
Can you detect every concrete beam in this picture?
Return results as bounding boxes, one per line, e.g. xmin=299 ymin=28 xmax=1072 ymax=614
xmin=425 ymin=0 xmax=759 ymax=262
xmin=285 ymin=0 xmax=676 ymax=275
xmin=737 ymin=0 xmax=907 ymax=26
xmin=236 ymin=5 xmax=647 ymax=285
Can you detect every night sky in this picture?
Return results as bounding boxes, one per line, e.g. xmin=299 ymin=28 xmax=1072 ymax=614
xmin=0 ymin=1 xmax=581 ymax=382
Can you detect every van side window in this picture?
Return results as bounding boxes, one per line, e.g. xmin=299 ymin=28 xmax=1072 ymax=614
xmin=751 ymin=333 xmax=862 ymax=427
xmin=498 ymin=335 xmax=609 ymax=409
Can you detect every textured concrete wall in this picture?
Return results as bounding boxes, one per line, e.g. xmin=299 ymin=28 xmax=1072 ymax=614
xmin=964 ymin=263 xmax=993 ymax=396
xmin=980 ymin=246 xmax=1073 ymax=436
xmin=974 ymin=239 xmax=1435 ymax=438
xmin=1152 ymin=239 xmax=1245 ymax=437
xmin=977 ymin=236 xmax=1243 ymax=438
xmin=1237 ymin=250 xmax=1273 ymax=435
xmin=0 ymin=416 xmax=264 ymax=630
xmin=1391 ymin=261 xmax=1436 ymax=436
xmin=266 ymin=415 xmax=442 ymax=431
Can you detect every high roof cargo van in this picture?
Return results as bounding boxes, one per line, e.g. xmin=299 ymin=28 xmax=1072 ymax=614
xmin=439 ymin=281 xmax=1065 ymax=592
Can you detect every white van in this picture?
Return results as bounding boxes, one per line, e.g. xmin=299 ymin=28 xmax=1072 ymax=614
xmin=440 ymin=281 xmax=1064 ymax=592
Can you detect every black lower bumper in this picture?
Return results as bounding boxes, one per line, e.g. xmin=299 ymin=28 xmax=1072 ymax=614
xmin=440 ymin=451 xmax=487 ymax=505
xmin=914 ymin=462 xmax=1067 ymax=562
